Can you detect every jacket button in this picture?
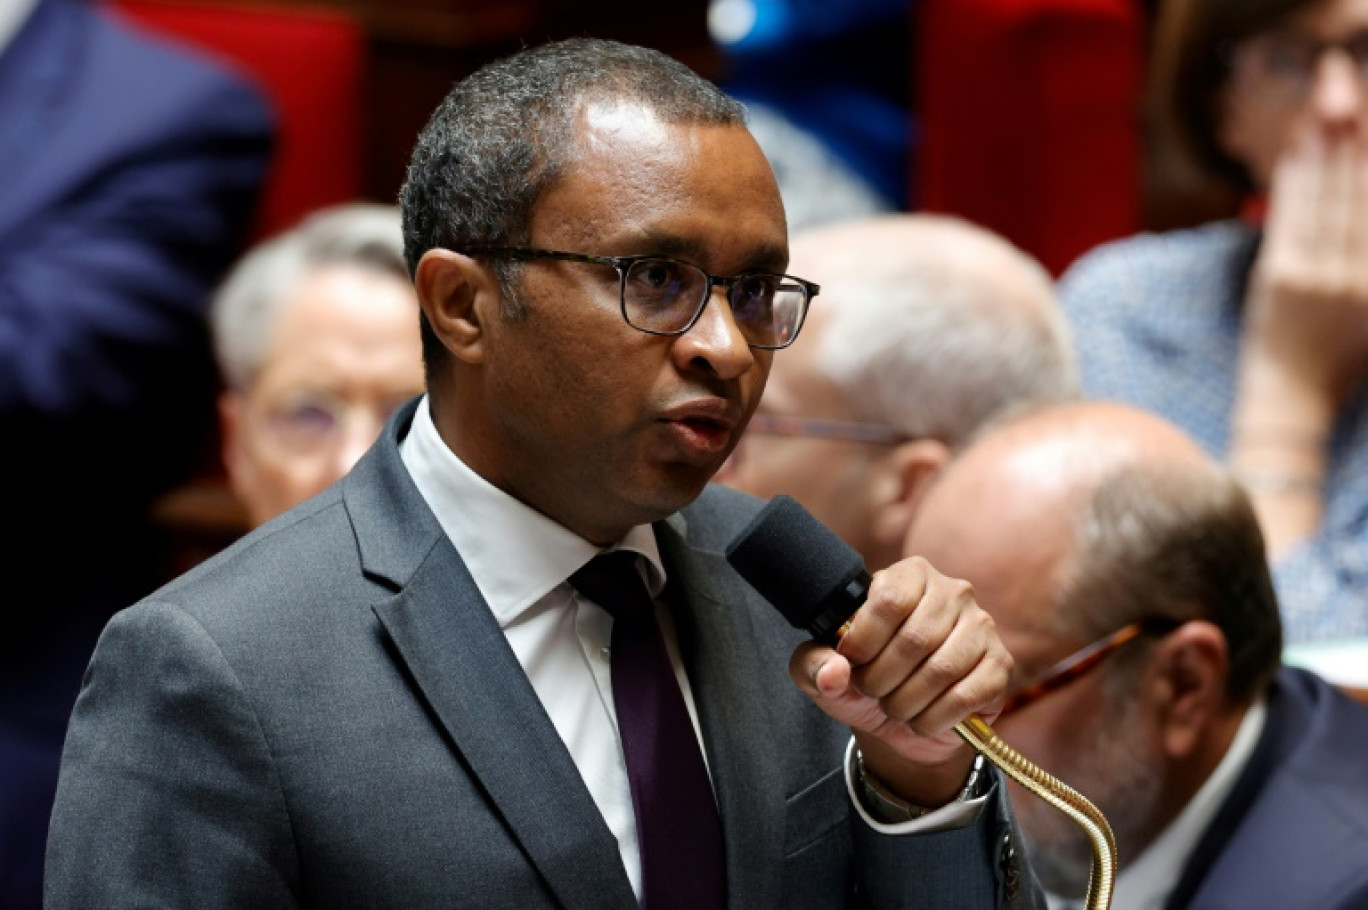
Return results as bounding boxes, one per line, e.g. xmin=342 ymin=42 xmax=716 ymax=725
xmin=1001 ymin=833 xmax=1020 ymax=903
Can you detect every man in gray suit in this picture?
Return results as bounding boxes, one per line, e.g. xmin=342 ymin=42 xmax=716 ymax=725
xmin=45 ymin=38 xmax=1041 ymax=909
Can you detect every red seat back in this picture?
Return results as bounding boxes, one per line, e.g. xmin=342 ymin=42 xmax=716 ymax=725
xmin=916 ymin=0 xmax=1145 ymax=275
xmin=109 ymin=0 xmax=365 ymax=240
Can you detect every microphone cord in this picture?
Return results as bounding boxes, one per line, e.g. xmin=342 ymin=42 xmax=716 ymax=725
xmin=953 ymin=715 xmax=1117 ymax=910
xmin=833 ymin=621 xmax=1118 ymax=909
xmin=726 ymin=496 xmax=1118 ymax=908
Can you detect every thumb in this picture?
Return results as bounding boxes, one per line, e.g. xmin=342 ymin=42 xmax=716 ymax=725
xmin=789 ymin=641 xmax=851 ymax=698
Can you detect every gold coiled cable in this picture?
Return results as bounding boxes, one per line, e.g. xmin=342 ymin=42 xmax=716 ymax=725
xmin=831 ymin=618 xmax=1116 ymax=908
xmin=955 ymin=714 xmax=1117 ymax=910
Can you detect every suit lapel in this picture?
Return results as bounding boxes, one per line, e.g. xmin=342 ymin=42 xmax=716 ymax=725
xmin=657 ymin=517 xmax=787 ymax=910
xmin=1165 ymin=671 xmax=1298 ymax=910
xmin=350 ymin=404 xmax=637 ymax=910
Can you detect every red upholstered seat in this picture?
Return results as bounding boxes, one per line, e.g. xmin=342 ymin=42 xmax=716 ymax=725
xmin=916 ymin=0 xmax=1145 ymax=276
xmin=108 ymin=0 xmax=365 ymax=240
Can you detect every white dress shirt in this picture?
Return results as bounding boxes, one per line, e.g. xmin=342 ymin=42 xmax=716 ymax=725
xmin=399 ymin=396 xmax=706 ymax=901
xmin=398 ymin=395 xmax=980 ymax=898
xmin=1045 ymin=699 xmax=1268 ymax=910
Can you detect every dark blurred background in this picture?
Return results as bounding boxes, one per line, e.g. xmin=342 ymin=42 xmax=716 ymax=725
xmin=108 ymin=0 xmax=1223 ymax=278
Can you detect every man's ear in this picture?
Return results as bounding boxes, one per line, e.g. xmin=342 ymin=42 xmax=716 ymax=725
xmin=1145 ymin=620 xmax=1229 ymax=760
xmin=870 ymin=438 xmax=951 ymax=556
xmin=414 ymin=249 xmax=499 ymax=365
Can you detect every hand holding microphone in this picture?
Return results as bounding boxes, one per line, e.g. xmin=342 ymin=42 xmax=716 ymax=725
xmin=727 ymin=495 xmax=1007 ymax=777
xmin=795 ymin=555 xmax=1007 ymax=803
xmin=727 ymin=495 xmax=1118 ymax=910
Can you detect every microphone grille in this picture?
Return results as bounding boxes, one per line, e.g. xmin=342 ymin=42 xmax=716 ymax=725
xmin=724 ymin=495 xmax=867 ymax=635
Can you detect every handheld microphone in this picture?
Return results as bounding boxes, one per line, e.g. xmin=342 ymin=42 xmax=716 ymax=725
xmin=724 ymin=493 xmax=868 ymax=646
xmin=723 ymin=494 xmax=1118 ymax=910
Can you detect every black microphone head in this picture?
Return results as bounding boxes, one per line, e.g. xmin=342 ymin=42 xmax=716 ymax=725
xmin=724 ymin=495 xmax=870 ymax=643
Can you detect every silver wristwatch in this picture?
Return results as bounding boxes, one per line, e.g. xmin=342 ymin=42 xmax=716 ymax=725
xmin=855 ymin=750 xmax=989 ymax=823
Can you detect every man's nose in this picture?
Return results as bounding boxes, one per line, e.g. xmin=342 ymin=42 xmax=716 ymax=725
xmin=673 ymin=286 xmax=756 ymax=380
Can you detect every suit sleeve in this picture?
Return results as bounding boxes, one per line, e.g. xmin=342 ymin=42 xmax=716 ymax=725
xmin=45 ymin=602 xmax=300 ymax=909
xmin=0 ymin=75 xmax=271 ymax=420
xmin=852 ymin=774 xmax=1045 ymax=909
xmin=0 ymin=69 xmax=273 ymax=537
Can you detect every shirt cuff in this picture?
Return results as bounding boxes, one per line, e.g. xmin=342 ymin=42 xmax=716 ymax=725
xmin=843 ymin=737 xmax=988 ymax=835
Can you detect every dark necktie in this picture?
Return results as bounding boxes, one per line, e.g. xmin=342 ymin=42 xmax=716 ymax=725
xmin=568 ymin=551 xmax=726 ymax=909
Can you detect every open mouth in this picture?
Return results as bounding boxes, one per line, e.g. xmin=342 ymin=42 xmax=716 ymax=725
xmin=680 ymin=414 xmax=727 ymax=433
xmin=664 ymin=415 xmax=734 ymax=458
xmin=658 ymin=396 xmax=741 ymax=461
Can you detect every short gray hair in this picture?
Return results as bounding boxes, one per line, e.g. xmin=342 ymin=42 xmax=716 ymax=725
xmin=1057 ymin=460 xmax=1284 ymax=703
xmin=812 ymin=214 xmax=1079 ymax=447
xmin=211 ymin=203 xmax=408 ymax=392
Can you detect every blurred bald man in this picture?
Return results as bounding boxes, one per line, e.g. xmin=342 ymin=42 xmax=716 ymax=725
xmin=717 ymin=212 xmax=1078 ymax=570
xmin=904 ymin=401 xmax=1368 ymax=910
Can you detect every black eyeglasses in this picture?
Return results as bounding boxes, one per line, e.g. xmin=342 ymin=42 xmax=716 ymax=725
xmin=465 ymin=246 xmax=819 ymax=350
xmin=998 ymin=616 xmax=1183 ymax=717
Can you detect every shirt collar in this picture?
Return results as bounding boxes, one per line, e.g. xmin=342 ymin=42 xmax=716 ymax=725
xmin=398 ymin=394 xmax=666 ymax=626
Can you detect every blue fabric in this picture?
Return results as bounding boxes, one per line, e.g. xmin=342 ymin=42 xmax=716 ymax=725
xmin=1059 ymin=221 xmax=1368 ymax=645
xmin=1167 ymin=667 xmax=1368 ymax=909
xmin=0 ymin=1 xmax=273 ymax=906
xmin=715 ymin=0 xmax=912 ymax=209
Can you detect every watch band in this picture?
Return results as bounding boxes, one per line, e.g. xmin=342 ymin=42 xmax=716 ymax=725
xmin=855 ymin=749 xmax=989 ymax=823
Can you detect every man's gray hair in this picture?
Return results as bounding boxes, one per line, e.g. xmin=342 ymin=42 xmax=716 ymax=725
xmin=211 ymin=202 xmax=408 ymax=392
xmin=813 ymin=214 xmax=1079 ymax=447
xmin=1056 ymin=459 xmax=1284 ymax=703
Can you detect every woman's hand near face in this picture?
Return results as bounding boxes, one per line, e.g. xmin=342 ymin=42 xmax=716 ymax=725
xmin=1246 ymin=125 xmax=1368 ymax=401
xmin=1232 ymin=124 xmax=1368 ymax=556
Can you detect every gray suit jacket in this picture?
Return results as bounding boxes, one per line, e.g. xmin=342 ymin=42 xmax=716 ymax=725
xmin=46 ymin=401 xmax=1039 ymax=909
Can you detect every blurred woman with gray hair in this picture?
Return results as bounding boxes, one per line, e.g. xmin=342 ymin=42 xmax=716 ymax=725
xmin=211 ymin=202 xmax=424 ymax=526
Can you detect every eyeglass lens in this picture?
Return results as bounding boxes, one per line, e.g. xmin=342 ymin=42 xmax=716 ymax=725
xmin=622 ymin=258 xmax=804 ymax=348
xmin=258 ymin=391 xmax=404 ymax=455
xmin=1234 ymin=30 xmax=1368 ymax=101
